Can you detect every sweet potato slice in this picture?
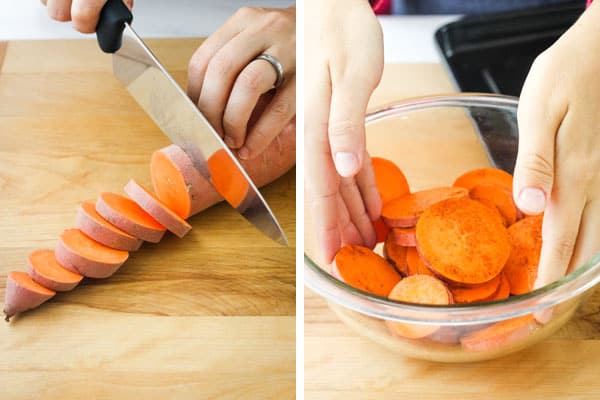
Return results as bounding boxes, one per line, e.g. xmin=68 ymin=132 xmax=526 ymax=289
xmin=386 ymin=275 xmax=452 ymax=339
xmin=460 ymin=315 xmax=540 ymax=352
xmin=382 ymin=187 xmax=468 ymax=228
xmin=124 ymin=179 xmax=192 ymax=238
xmin=4 ymin=271 xmax=56 ymax=321
xmin=383 ymin=235 xmax=408 ymax=276
xmin=151 ymin=144 xmax=205 ymax=219
xmin=488 ymin=273 xmax=511 ymax=301
xmin=406 ymin=247 xmax=435 ymax=277
xmin=96 ymin=192 xmax=166 ymax=243
xmin=207 ymin=149 xmax=250 ymax=209
xmin=27 ymin=249 xmax=83 ymax=292
xmin=416 ymin=197 xmax=511 ymax=285
xmin=453 ymin=167 xmax=513 ymax=192
xmin=55 ymin=229 xmax=128 ymax=278
xmin=389 ymin=227 xmax=417 ymax=247
xmin=77 ymin=201 xmax=143 ymax=251
xmin=371 ymin=157 xmax=410 ymax=205
xmin=469 ymin=183 xmax=517 ymax=226
xmin=448 ymin=273 xmax=502 ymax=304
xmin=333 ymin=245 xmax=401 ymax=297
xmin=503 ymin=215 xmax=543 ymax=295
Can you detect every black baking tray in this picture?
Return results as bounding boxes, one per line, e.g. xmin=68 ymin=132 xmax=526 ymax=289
xmin=435 ymin=1 xmax=585 ymax=96
xmin=433 ymin=2 xmax=584 ymax=173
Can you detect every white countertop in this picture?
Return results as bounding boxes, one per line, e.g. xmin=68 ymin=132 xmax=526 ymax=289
xmin=0 ymin=1 xmax=459 ymax=63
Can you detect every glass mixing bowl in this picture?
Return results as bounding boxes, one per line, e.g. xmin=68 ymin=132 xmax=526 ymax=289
xmin=304 ymin=93 xmax=600 ymax=362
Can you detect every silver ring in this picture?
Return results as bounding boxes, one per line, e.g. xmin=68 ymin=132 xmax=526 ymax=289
xmin=255 ymin=53 xmax=284 ymax=89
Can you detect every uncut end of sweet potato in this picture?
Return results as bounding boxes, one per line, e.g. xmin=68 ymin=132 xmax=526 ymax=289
xmin=4 ymin=272 xmax=56 ymax=322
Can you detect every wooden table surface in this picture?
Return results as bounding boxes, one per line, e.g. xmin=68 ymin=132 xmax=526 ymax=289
xmin=304 ymin=64 xmax=600 ymax=399
xmin=0 ymin=39 xmax=295 ymax=399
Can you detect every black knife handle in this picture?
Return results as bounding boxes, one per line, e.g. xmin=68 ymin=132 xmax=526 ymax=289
xmin=96 ymin=0 xmax=133 ymax=53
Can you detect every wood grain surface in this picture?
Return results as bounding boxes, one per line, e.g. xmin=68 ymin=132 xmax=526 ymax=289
xmin=0 ymin=39 xmax=295 ymax=399
xmin=304 ymin=64 xmax=600 ymax=399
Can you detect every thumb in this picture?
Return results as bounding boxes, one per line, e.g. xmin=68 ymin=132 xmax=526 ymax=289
xmin=328 ymin=79 xmax=373 ymax=178
xmin=513 ymin=58 xmax=564 ymax=215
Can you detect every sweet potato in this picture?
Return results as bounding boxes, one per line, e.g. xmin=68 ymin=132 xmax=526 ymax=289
xmin=389 ymin=227 xmax=417 ymax=247
xmin=416 ymin=197 xmax=510 ymax=285
xmin=151 ymin=144 xmax=207 ymax=219
xmin=460 ymin=315 xmax=540 ymax=352
xmin=453 ymin=167 xmax=513 ymax=192
xmin=153 ymin=127 xmax=295 ymax=218
xmin=124 ymin=179 xmax=192 ymax=238
xmin=448 ymin=273 xmax=502 ymax=304
xmin=27 ymin=249 xmax=83 ymax=292
xmin=333 ymin=245 xmax=401 ymax=297
xmin=503 ymin=215 xmax=543 ymax=295
xmin=386 ymin=275 xmax=452 ymax=339
xmin=382 ymin=187 xmax=468 ymax=228
xmin=96 ymin=192 xmax=166 ymax=243
xmin=55 ymin=229 xmax=128 ymax=278
xmin=469 ymin=183 xmax=517 ymax=226
xmin=489 ymin=273 xmax=510 ymax=301
xmin=383 ymin=235 xmax=408 ymax=276
xmin=4 ymin=272 xmax=55 ymax=321
xmin=77 ymin=201 xmax=143 ymax=251
xmin=207 ymin=149 xmax=250 ymax=209
xmin=406 ymin=247 xmax=435 ymax=277
xmin=371 ymin=157 xmax=410 ymax=205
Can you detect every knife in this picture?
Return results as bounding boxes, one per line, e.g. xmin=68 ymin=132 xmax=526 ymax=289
xmin=95 ymin=0 xmax=288 ymax=245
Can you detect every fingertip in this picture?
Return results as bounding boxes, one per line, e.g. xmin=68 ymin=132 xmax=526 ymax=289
xmin=334 ymin=152 xmax=360 ymax=177
xmin=516 ymin=186 xmax=547 ymax=215
xmin=48 ymin=5 xmax=71 ymax=22
xmin=238 ymin=147 xmax=249 ymax=160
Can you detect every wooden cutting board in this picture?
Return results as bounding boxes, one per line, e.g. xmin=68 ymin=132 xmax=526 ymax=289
xmin=0 ymin=39 xmax=294 ymax=399
xmin=305 ymin=64 xmax=600 ymax=399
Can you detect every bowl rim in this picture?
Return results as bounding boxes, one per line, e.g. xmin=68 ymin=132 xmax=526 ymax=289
xmin=304 ymin=93 xmax=600 ymax=326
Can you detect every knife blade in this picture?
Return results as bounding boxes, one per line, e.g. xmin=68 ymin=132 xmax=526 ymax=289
xmin=96 ymin=0 xmax=288 ymax=245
